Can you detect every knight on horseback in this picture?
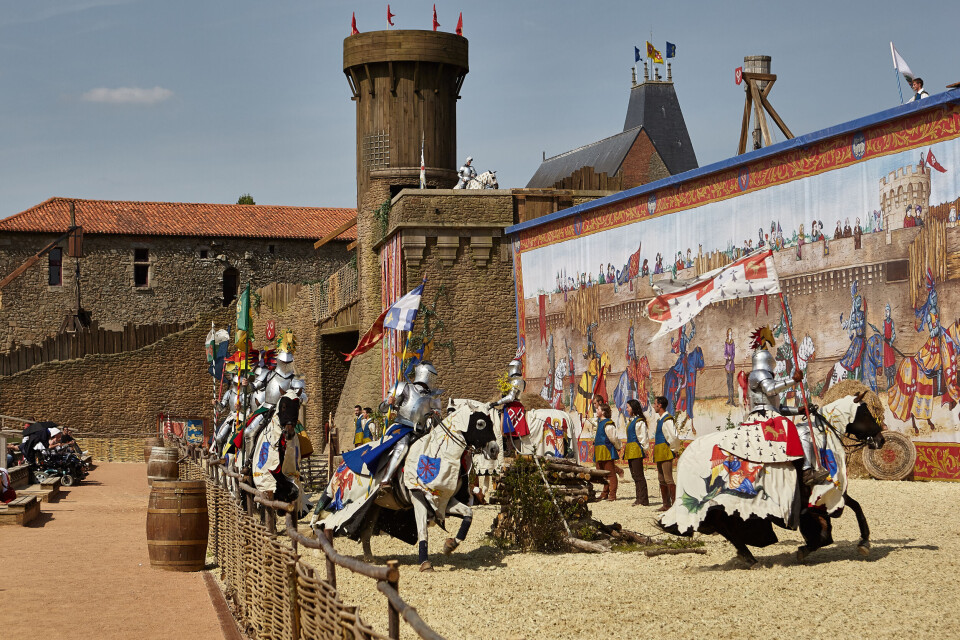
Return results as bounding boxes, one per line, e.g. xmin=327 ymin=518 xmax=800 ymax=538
xmin=374 ymin=361 xmax=443 ymax=486
xmin=491 ymin=359 xmax=525 ymax=409
xmin=747 ymin=328 xmax=827 ymax=486
xmin=454 ymin=156 xmax=477 ymax=189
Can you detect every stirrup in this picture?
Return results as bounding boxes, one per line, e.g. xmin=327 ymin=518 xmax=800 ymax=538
xmin=802 ymin=467 xmax=830 ymax=486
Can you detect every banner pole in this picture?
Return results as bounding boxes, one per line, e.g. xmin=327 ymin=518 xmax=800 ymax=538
xmin=777 ymin=291 xmax=822 ymax=470
xmin=895 ymin=67 xmax=904 ymax=105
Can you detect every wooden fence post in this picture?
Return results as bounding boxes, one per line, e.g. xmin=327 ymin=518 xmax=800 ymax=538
xmin=387 ymin=560 xmax=400 ymax=640
xmin=323 ymin=528 xmax=336 ymax=588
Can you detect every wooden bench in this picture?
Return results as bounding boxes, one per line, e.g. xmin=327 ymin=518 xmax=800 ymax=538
xmin=18 ymin=476 xmax=61 ymax=503
xmin=0 ymin=495 xmax=40 ymax=525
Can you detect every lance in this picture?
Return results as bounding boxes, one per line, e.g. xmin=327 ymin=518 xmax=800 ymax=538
xmin=777 ymin=292 xmax=823 ymax=471
xmin=867 ymin=322 xmax=908 ymax=358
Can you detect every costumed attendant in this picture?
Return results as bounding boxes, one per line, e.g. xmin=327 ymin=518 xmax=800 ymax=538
xmin=652 ymin=395 xmax=681 ymax=512
xmin=593 ymin=402 xmax=623 ymax=501
xmin=361 ymin=407 xmax=377 ymax=441
xmin=353 ymin=405 xmax=369 ymax=448
xmin=623 ymin=399 xmax=649 ymax=506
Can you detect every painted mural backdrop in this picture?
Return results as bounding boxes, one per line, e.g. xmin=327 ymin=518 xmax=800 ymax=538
xmin=513 ymin=101 xmax=960 ymax=479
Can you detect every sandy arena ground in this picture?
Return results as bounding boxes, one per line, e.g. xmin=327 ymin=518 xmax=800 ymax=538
xmin=298 ymin=469 xmax=960 ymax=640
xmin=0 ymin=463 xmax=223 ymax=640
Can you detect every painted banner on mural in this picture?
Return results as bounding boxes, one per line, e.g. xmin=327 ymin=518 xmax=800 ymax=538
xmin=514 ymin=102 xmax=960 ymax=452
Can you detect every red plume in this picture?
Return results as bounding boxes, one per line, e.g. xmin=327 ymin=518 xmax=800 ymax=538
xmin=351 ymin=12 xmax=359 ymax=35
xmin=432 ymin=4 xmax=439 ymax=31
xmin=456 ymin=12 xmax=463 ymax=36
xmin=387 ymin=4 xmax=395 ymax=27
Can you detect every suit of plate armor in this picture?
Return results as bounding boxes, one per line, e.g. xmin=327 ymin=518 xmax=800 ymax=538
xmin=213 ymin=372 xmax=254 ymax=450
xmin=243 ymin=351 xmax=298 ymax=464
xmin=454 ymin=157 xmax=477 ymax=189
xmin=375 ymin=362 xmax=442 ymax=483
xmin=748 ymin=349 xmax=821 ymax=475
xmin=491 ymin=359 xmax=525 ymax=408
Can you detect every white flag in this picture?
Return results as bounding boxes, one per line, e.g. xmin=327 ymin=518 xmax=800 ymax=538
xmin=890 ymin=42 xmax=914 ymax=80
xmin=646 ymin=250 xmax=781 ymax=342
xmin=383 ymin=282 xmax=424 ymax=332
xmin=419 ymin=136 xmax=426 ymax=189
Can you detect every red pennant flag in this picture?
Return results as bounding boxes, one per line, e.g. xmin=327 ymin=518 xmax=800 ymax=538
xmin=928 ymin=149 xmax=948 ymax=173
xmin=735 ymin=66 xmax=743 ymax=85
xmin=592 ymin=362 xmax=608 ymax=403
xmin=456 ymin=12 xmax=463 ymax=36
xmin=387 ymin=4 xmax=395 ymax=26
xmin=344 ymin=306 xmax=390 ymax=361
xmin=754 ymin=293 xmax=768 ymax=316
xmin=432 ymin=4 xmax=439 ymax=31
xmin=351 ymin=12 xmax=359 ymax=35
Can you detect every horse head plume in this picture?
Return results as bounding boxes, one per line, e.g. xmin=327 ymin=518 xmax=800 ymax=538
xmin=749 ymin=326 xmax=775 ymax=350
xmin=853 ymin=390 xmax=867 ymax=404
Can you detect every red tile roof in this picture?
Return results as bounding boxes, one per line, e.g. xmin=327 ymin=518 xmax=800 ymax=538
xmin=0 ymin=197 xmax=357 ymax=241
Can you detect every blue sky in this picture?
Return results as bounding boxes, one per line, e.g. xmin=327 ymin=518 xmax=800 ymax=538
xmin=1 ymin=0 xmax=957 ymax=217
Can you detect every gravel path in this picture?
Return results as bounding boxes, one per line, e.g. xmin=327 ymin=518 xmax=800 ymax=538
xmin=299 ymin=469 xmax=960 ymax=640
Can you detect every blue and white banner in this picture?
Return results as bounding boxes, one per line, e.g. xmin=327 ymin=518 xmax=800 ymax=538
xmin=383 ymin=282 xmax=424 ymax=331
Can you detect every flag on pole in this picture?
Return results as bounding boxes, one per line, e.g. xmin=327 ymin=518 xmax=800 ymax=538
xmin=646 ymin=41 xmax=663 ymax=64
xmin=351 ymin=12 xmax=359 ymax=35
xmin=419 ymin=135 xmax=426 ymax=188
xmin=387 ymin=4 xmax=395 ymax=26
xmin=666 ymin=42 xmax=676 ymax=58
xmin=235 ymin=283 xmax=253 ymax=349
xmin=735 ymin=66 xmax=743 ymax=85
xmin=383 ymin=282 xmax=425 ymax=331
xmin=205 ymin=322 xmax=217 ymax=362
xmin=634 ymin=46 xmax=641 ymax=63
xmin=345 ymin=282 xmax=425 ymax=360
xmin=646 ymin=250 xmax=781 ymax=342
xmin=890 ymin=42 xmax=914 ymax=80
xmin=927 ymin=149 xmax=948 ymax=173
xmin=456 ymin=12 xmax=463 ymax=36
xmin=432 ymin=4 xmax=439 ymax=31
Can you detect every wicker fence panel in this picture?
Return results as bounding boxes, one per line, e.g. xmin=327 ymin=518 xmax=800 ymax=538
xmin=184 ymin=448 xmax=443 ymax=640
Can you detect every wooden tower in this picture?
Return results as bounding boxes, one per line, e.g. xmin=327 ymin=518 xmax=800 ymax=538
xmin=738 ymin=55 xmax=794 ymax=154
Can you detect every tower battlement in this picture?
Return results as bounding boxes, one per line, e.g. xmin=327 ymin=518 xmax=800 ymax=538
xmin=879 ymin=163 xmax=931 ymax=232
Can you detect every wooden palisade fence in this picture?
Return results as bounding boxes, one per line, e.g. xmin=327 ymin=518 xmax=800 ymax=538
xmin=0 ymin=322 xmax=191 ymax=377
xmin=174 ymin=438 xmax=443 ymax=640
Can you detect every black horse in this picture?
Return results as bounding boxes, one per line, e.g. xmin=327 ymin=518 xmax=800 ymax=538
xmin=661 ymin=391 xmax=885 ymax=566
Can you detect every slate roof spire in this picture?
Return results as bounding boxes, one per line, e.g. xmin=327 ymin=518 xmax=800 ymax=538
xmin=623 ymin=63 xmax=698 ymax=175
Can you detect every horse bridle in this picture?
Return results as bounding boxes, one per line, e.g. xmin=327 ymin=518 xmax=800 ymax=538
xmin=809 ymin=406 xmax=882 ymax=451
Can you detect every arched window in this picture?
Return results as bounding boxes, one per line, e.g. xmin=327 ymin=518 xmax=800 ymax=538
xmin=223 ymin=268 xmax=239 ymax=307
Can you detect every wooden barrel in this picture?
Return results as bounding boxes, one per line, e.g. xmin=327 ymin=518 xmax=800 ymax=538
xmin=147 ymin=447 xmax=180 ymax=484
xmin=146 ymin=480 xmax=208 ymax=571
xmin=144 ymin=437 xmax=163 ymax=463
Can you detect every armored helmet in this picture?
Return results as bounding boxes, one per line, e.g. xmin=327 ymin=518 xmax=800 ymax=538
xmin=413 ymin=361 xmax=438 ymax=390
xmin=507 ymin=359 xmax=523 ymax=378
xmin=751 ymin=349 xmax=775 ymax=374
xmin=465 ymin=156 xmax=473 ymax=163
xmin=276 ymin=350 xmax=294 ymax=364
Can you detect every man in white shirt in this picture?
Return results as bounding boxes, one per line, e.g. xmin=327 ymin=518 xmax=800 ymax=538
xmin=908 ymin=77 xmax=929 ymax=102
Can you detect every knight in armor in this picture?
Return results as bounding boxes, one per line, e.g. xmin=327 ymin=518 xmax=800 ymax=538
xmin=491 ymin=359 xmax=525 ymax=408
xmin=213 ymin=370 xmax=254 ymax=453
xmin=454 ymin=156 xmax=477 ymax=189
xmin=747 ymin=331 xmax=828 ymax=486
xmin=374 ymin=362 xmax=443 ymax=484
xmin=243 ymin=347 xmax=298 ymax=470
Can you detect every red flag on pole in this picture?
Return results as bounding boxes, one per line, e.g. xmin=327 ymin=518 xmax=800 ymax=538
xmin=387 ymin=5 xmax=395 ymax=26
xmin=351 ymin=12 xmax=359 ymax=35
xmin=928 ymin=149 xmax=948 ymax=173
xmin=344 ymin=306 xmax=390 ymax=361
xmin=735 ymin=66 xmax=743 ymax=85
xmin=456 ymin=12 xmax=463 ymax=36
xmin=432 ymin=4 xmax=439 ymax=31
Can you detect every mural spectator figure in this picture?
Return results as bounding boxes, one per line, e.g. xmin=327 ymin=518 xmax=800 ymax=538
xmin=843 ymin=218 xmax=853 ymax=238
xmin=654 ymin=252 xmax=663 ymax=274
xmin=796 ymin=223 xmax=805 ymax=259
xmin=686 ymin=248 xmax=693 ymax=268
xmin=949 ymin=206 xmax=957 ymax=223
xmin=882 ymin=304 xmax=898 ymax=390
xmin=915 ymin=204 xmax=924 ymax=227
xmin=854 ymin=218 xmax=863 ymax=249
xmin=757 ymin=228 xmax=766 ymax=248
xmin=873 ymin=210 xmax=883 ymax=232
xmin=724 ymin=328 xmax=737 ymax=406
xmin=565 ymin=339 xmax=576 ymax=411
xmin=641 ymin=258 xmax=650 ymax=277
xmin=908 ymin=77 xmax=929 ymax=102
xmin=834 ymin=220 xmax=843 ymax=239
xmin=904 ymin=204 xmax=916 ymax=228
xmin=839 ymin=281 xmax=867 ymax=381
xmin=675 ymin=251 xmax=685 ymax=271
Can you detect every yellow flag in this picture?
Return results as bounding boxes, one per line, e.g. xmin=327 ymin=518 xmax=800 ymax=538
xmin=646 ymin=41 xmax=663 ymax=64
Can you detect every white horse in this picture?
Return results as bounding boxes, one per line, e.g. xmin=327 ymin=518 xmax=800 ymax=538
xmin=311 ymin=403 xmax=498 ymax=571
xmin=455 ymin=170 xmax=499 ymax=190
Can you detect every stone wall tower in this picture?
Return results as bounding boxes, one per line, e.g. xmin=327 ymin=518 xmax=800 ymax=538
xmin=880 ymin=163 xmax=931 ymax=232
xmin=336 ymin=30 xmax=468 ymax=433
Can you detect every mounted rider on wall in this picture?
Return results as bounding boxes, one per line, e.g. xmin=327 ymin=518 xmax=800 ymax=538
xmin=454 ymin=156 xmax=477 ymax=189
xmin=746 ymin=327 xmax=828 ymax=486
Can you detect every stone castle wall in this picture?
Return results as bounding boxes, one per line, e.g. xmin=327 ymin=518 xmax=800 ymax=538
xmin=0 ymin=232 xmax=350 ymax=352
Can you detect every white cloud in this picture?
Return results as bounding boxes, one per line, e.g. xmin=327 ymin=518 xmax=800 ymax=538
xmin=80 ymin=86 xmax=173 ymax=105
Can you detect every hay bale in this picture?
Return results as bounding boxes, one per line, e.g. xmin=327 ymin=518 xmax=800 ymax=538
xmin=819 ymin=379 xmax=885 ymax=427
